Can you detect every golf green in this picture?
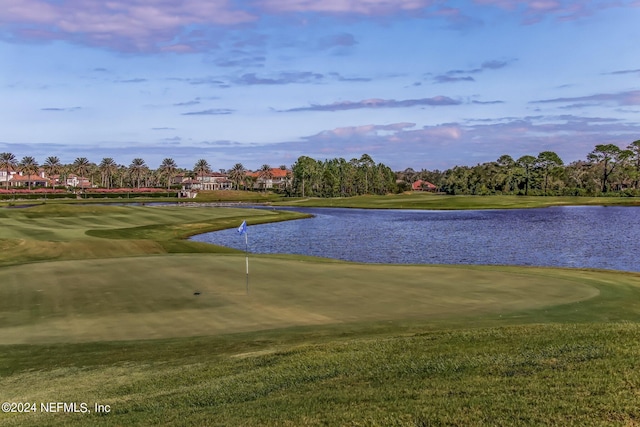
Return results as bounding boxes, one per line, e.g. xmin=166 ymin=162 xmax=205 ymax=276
xmin=0 ymin=254 xmax=598 ymax=344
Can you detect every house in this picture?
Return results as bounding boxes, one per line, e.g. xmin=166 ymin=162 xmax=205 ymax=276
xmin=0 ymin=167 xmax=17 ymax=184
xmin=6 ymin=171 xmax=51 ymax=188
xmin=245 ymin=168 xmax=291 ymax=190
xmin=66 ymin=174 xmax=92 ymax=188
xmin=412 ymin=180 xmax=437 ymax=192
xmin=193 ymin=172 xmax=232 ymax=190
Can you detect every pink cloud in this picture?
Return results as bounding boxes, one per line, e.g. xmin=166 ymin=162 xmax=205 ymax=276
xmin=0 ymin=0 xmax=256 ymax=52
xmin=257 ymin=0 xmax=437 ymax=15
xmin=472 ymin=0 xmax=593 ymax=22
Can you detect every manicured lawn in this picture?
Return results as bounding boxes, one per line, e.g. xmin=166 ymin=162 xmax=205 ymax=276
xmin=276 ymin=193 xmax=640 ymax=209
xmin=1 ymin=203 xmax=640 ymax=426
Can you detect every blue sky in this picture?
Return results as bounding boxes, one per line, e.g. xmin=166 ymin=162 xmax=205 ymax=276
xmin=1 ymin=0 xmax=639 ymax=171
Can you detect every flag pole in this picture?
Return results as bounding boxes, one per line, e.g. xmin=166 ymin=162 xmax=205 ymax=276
xmin=238 ymin=220 xmax=249 ymax=295
xmin=245 ymin=229 xmax=249 ymax=295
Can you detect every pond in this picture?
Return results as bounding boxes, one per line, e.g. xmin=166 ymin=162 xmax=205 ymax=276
xmin=190 ymin=206 xmax=640 ymax=272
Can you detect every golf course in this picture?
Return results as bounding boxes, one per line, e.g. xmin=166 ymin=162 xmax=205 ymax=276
xmin=1 ymin=201 xmax=640 ymax=426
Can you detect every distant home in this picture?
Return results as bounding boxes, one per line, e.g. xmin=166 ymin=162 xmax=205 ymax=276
xmin=172 ymin=173 xmax=232 ymax=190
xmin=3 ymin=169 xmax=51 ymax=188
xmin=66 ymin=174 xmax=92 ymax=189
xmin=245 ymin=168 xmax=290 ymax=190
xmin=412 ymin=180 xmax=437 ymax=192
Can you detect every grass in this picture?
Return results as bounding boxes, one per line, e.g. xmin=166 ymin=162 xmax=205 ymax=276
xmin=1 ymin=203 xmax=640 ymax=425
xmin=276 ymin=193 xmax=640 ymax=210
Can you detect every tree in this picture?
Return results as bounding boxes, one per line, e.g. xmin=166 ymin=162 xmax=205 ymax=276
xmin=73 ymin=157 xmax=91 ymax=190
xmin=258 ymin=164 xmax=273 ymax=191
xmin=536 ymin=151 xmax=563 ymax=196
xmin=587 ymin=144 xmax=625 ymax=193
xmin=0 ymin=152 xmax=17 ymax=190
xmin=496 ymin=154 xmax=516 ymax=194
xmin=99 ymin=158 xmax=117 ymax=189
xmin=228 ymin=163 xmax=246 ymax=190
xmin=627 ymin=140 xmax=640 ymax=190
xmin=43 ymin=156 xmax=62 ymax=187
xmin=129 ymin=158 xmax=148 ymax=189
xmin=292 ymin=156 xmax=319 ymax=197
xmin=159 ymin=158 xmax=178 ymax=190
xmin=193 ymin=159 xmax=211 ymax=188
xmin=516 ymin=155 xmax=537 ymax=195
xmin=18 ymin=156 xmax=39 ymax=190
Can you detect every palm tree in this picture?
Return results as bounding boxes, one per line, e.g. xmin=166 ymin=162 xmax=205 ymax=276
xmin=0 ymin=152 xmax=17 ymax=190
xmin=228 ymin=163 xmax=246 ymax=190
xmin=18 ymin=156 xmax=39 ymax=190
xmin=129 ymin=158 xmax=147 ymax=189
xmin=99 ymin=158 xmax=117 ymax=189
xmin=258 ymin=164 xmax=273 ymax=191
xmin=43 ymin=156 xmax=62 ymax=188
xmin=159 ymin=158 xmax=178 ymax=190
xmin=193 ymin=159 xmax=211 ymax=189
xmin=73 ymin=157 xmax=91 ymax=190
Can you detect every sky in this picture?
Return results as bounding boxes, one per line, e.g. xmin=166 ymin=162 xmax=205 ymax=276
xmin=1 ymin=0 xmax=639 ymax=171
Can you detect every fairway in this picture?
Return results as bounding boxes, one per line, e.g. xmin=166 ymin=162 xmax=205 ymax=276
xmin=0 ymin=254 xmax=599 ymax=344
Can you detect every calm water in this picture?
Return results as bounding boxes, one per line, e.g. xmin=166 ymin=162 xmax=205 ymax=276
xmin=191 ymin=206 xmax=640 ymax=272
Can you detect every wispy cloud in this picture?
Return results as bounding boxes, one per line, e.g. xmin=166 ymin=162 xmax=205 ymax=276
xmin=181 ymin=108 xmax=234 ymax=115
xmin=472 ymin=0 xmax=594 ymax=24
xmin=434 ymin=75 xmax=475 ymax=83
xmin=173 ymin=100 xmax=201 ymax=107
xmin=472 ymin=100 xmax=505 ymax=105
xmin=115 ymin=78 xmax=147 ymax=83
xmin=317 ymin=32 xmax=358 ymax=50
xmin=532 ymin=90 xmax=640 ymax=106
xmin=284 ymin=96 xmax=461 ymax=112
xmin=432 ymin=59 xmax=513 ymax=84
xmin=233 ymin=72 xmax=325 ymax=85
xmin=0 ymin=0 xmax=256 ymax=52
xmin=41 ymin=107 xmax=81 ymax=112
xmin=605 ymin=68 xmax=640 ymax=75
xmin=257 ymin=0 xmax=437 ymax=15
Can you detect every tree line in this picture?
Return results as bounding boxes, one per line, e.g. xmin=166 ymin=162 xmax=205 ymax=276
xmin=399 ymin=141 xmax=640 ymax=196
xmin=1 ymin=140 xmax=639 ymax=196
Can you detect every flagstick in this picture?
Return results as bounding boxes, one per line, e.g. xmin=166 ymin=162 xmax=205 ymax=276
xmin=245 ymin=230 xmax=249 ymax=295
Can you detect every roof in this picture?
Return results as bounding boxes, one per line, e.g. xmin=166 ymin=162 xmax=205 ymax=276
xmin=246 ymin=168 xmax=290 ymax=178
xmin=9 ymin=174 xmax=50 ymax=182
xmin=412 ymin=180 xmax=437 ymax=190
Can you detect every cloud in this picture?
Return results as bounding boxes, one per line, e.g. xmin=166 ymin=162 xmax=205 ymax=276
xmin=115 ymin=78 xmax=147 ymax=83
xmin=606 ymin=68 xmax=640 ymax=75
xmin=151 ymin=127 xmax=176 ymax=130
xmin=532 ymin=90 xmax=640 ymax=107
xmin=284 ymin=96 xmax=461 ymax=112
xmin=472 ymin=0 xmax=593 ymax=23
xmin=233 ymin=71 xmax=325 ymax=85
xmin=173 ymin=100 xmax=201 ymax=107
xmin=181 ymin=108 xmax=234 ymax=115
xmin=257 ymin=0 xmax=437 ymax=15
xmin=41 ymin=107 xmax=81 ymax=112
xmin=432 ymin=59 xmax=512 ymax=84
xmin=434 ymin=75 xmax=475 ymax=83
xmin=317 ymin=32 xmax=358 ymax=50
xmin=0 ymin=0 xmax=256 ymax=52
xmin=214 ymin=54 xmax=267 ymax=68
xmin=472 ymin=100 xmax=505 ymax=104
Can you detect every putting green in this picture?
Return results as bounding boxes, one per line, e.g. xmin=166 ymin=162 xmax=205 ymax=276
xmin=0 ymin=255 xmax=599 ymax=344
